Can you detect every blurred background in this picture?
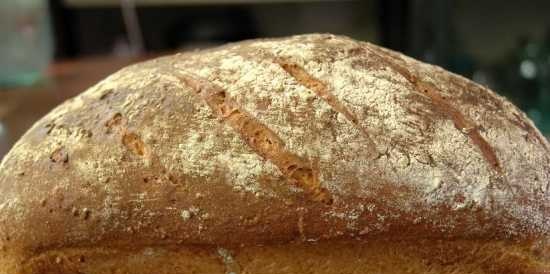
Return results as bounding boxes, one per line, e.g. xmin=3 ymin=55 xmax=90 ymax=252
xmin=1 ymin=0 xmax=550 ymax=159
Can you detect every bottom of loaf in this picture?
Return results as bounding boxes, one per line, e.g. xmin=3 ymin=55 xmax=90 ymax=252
xmin=3 ymin=238 xmax=548 ymax=274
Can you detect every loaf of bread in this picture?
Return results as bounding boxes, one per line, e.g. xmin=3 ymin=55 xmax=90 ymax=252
xmin=0 ymin=34 xmax=548 ymax=274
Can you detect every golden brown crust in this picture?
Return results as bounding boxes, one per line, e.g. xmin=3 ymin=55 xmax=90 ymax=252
xmin=365 ymin=47 xmax=502 ymax=171
xmin=0 ymin=33 xmax=548 ymax=273
xmin=275 ymin=58 xmax=378 ymax=155
xmin=178 ymin=73 xmax=332 ymax=203
xmin=6 ymin=239 xmax=550 ymax=274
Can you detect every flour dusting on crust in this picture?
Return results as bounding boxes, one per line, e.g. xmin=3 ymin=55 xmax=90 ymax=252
xmin=0 ymin=34 xmax=548 ymax=256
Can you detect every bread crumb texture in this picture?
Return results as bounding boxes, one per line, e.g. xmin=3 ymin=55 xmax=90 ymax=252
xmin=0 ymin=34 xmax=548 ymax=273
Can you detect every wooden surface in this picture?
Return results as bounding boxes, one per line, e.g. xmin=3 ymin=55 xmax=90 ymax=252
xmin=0 ymin=55 xmax=149 ymax=159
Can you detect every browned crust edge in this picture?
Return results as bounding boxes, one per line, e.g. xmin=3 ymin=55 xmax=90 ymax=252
xmin=177 ymin=73 xmax=333 ymax=204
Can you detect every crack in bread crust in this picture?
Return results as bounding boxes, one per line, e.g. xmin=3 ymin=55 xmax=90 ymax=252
xmin=275 ymin=59 xmax=378 ymax=156
xmin=365 ymin=49 xmax=502 ymax=173
xmin=177 ymin=73 xmax=333 ymax=204
xmin=1 ymin=34 xmax=548 ymax=274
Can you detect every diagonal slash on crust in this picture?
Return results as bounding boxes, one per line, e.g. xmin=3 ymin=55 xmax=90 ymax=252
xmin=175 ymin=72 xmax=333 ymax=204
xmin=275 ymin=59 xmax=378 ymax=157
xmin=365 ymin=47 xmax=502 ymax=173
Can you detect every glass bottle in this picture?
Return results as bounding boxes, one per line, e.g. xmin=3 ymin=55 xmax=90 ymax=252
xmin=0 ymin=0 xmax=53 ymax=87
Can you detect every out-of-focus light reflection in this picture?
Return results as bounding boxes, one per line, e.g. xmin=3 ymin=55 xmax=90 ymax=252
xmin=519 ymin=60 xmax=537 ymax=79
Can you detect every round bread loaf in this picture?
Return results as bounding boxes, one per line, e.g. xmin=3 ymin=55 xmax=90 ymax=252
xmin=0 ymin=34 xmax=548 ymax=274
